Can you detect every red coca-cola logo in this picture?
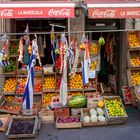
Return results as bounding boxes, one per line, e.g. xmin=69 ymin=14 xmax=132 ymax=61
xmin=0 ymin=9 xmax=13 ymax=17
xmin=92 ymin=9 xmax=116 ymax=18
xmin=48 ymin=8 xmax=71 ymax=16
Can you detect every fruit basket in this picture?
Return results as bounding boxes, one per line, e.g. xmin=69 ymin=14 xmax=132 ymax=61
xmin=81 ymin=108 xmax=108 ymax=127
xmin=104 ymin=96 xmax=128 ymax=125
xmin=0 ymin=114 xmax=11 ymax=132
xmin=6 ymin=116 xmax=39 ymax=139
xmin=55 ymin=116 xmax=82 ymax=129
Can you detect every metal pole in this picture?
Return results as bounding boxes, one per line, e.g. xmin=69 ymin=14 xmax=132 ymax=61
xmin=68 ymin=18 xmax=71 ymax=46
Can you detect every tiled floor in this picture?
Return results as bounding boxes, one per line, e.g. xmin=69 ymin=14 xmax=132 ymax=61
xmin=1 ymin=106 xmax=140 ymax=140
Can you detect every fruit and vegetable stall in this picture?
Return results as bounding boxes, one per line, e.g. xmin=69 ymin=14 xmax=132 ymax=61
xmin=0 ymin=32 xmax=128 ymax=139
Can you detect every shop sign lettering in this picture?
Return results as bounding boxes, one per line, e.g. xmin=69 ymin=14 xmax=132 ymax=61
xmin=18 ymin=10 xmax=43 ymax=15
xmin=48 ymin=8 xmax=71 ymax=16
xmin=0 ymin=9 xmax=13 ymax=17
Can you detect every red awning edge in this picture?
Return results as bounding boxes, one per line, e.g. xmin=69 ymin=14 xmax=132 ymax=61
xmin=0 ymin=1 xmax=75 ymax=19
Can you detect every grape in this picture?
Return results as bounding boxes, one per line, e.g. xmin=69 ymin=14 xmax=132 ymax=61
xmin=10 ymin=119 xmax=35 ymax=135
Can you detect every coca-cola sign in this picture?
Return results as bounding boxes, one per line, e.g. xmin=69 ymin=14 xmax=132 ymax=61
xmin=88 ymin=8 xmax=140 ymax=19
xmin=0 ymin=9 xmax=13 ymax=17
xmin=92 ymin=9 xmax=116 ymax=18
xmin=48 ymin=8 xmax=71 ymax=17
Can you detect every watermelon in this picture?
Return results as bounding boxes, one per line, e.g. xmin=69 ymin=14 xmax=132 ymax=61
xmin=68 ymin=95 xmax=87 ymax=108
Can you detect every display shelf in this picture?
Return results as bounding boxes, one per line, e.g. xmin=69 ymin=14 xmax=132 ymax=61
xmin=127 ymin=31 xmax=140 ymax=107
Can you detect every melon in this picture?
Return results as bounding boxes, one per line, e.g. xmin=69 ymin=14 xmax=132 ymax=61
xmin=89 ymin=109 xmax=97 ymax=115
xmin=91 ymin=114 xmax=98 ymax=122
xmin=97 ymin=108 xmax=104 ymax=116
xmin=68 ymin=95 xmax=87 ymax=108
xmin=84 ymin=116 xmax=90 ymax=123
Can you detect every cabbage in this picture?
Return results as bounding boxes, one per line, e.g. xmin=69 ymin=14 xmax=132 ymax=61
xmin=84 ymin=116 xmax=90 ymax=123
xmin=89 ymin=109 xmax=97 ymax=115
xmin=90 ymin=115 xmax=98 ymax=122
xmin=98 ymin=115 xmax=106 ymax=122
xmin=97 ymin=108 xmax=104 ymax=116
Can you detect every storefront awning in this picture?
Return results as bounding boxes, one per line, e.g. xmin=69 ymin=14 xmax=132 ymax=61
xmin=85 ymin=0 xmax=140 ymax=19
xmin=0 ymin=1 xmax=75 ymax=19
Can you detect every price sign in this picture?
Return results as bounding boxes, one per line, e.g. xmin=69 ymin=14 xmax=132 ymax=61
xmin=89 ymin=70 xmax=96 ymax=79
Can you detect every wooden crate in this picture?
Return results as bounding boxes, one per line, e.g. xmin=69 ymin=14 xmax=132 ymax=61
xmin=128 ymin=31 xmax=140 ymax=48
xmin=122 ymin=86 xmax=132 ymax=105
xmin=21 ymin=102 xmax=41 ymax=116
xmin=81 ymin=108 xmax=108 ymax=127
xmin=0 ymin=100 xmax=21 ymax=115
xmin=6 ymin=116 xmax=39 ymax=139
xmin=71 ymin=108 xmax=82 ymax=116
xmin=55 ymin=116 xmax=82 ymax=129
xmin=87 ymin=96 xmax=103 ymax=108
xmin=104 ymin=96 xmax=128 ymax=125
xmin=0 ymin=114 xmax=11 ymax=132
xmin=54 ymin=108 xmax=70 ymax=119
xmin=39 ymin=110 xmax=54 ymax=123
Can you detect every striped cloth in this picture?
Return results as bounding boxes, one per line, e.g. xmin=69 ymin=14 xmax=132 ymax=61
xmin=82 ymin=39 xmax=90 ymax=84
xmin=22 ymin=40 xmax=36 ymax=110
xmin=0 ymin=42 xmax=10 ymax=67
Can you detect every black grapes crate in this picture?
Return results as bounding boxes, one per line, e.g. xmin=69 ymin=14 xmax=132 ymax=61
xmin=6 ymin=116 xmax=39 ymax=139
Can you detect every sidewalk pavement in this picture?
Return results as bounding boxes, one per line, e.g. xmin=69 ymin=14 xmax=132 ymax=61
xmin=1 ymin=106 xmax=140 ymax=140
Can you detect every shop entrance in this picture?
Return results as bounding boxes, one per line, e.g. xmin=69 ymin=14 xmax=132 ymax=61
xmin=85 ymin=19 xmax=122 ymax=95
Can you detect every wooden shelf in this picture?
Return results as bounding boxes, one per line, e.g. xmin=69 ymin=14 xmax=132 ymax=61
xmin=43 ymin=89 xmax=55 ymax=93
xmin=129 ymin=66 xmax=140 ymax=70
xmin=3 ymin=92 xmax=15 ymax=96
xmin=84 ymin=88 xmax=96 ymax=92
xmin=9 ymin=55 xmax=18 ymax=57
xmin=44 ymin=72 xmax=56 ymax=75
xmin=129 ymin=47 xmax=140 ymax=51
xmin=34 ymin=92 xmax=42 ymax=95
xmin=69 ymin=88 xmax=83 ymax=92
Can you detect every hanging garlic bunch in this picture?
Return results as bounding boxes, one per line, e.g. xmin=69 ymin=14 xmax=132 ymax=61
xmin=69 ymin=42 xmax=79 ymax=76
xmin=32 ymin=36 xmax=42 ymax=66
xmin=59 ymin=33 xmax=68 ymax=74
xmin=18 ymin=38 xmax=24 ymax=63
